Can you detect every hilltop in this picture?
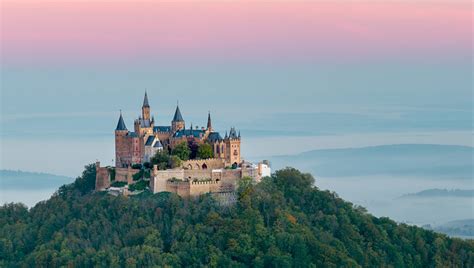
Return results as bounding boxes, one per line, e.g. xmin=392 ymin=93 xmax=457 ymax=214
xmin=0 ymin=164 xmax=472 ymax=267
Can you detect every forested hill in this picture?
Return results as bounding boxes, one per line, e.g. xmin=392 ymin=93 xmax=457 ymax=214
xmin=1 ymin=165 xmax=472 ymax=267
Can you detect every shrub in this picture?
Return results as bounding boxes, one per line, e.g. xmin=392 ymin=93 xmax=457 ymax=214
xmin=110 ymin=181 xmax=127 ymax=188
xmin=129 ymin=180 xmax=149 ymax=191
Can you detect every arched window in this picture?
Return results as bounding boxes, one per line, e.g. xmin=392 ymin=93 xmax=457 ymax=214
xmin=202 ymin=163 xmax=208 ymax=169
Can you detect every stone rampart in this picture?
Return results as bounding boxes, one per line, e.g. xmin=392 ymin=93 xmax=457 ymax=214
xmin=182 ymin=158 xmax=225 ymax=170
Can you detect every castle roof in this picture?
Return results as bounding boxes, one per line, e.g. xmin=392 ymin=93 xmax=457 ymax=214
xmin=115 ymin=112 xmax=127 ymax=131
xmin=143 ymin=91 xmax=150 ymax=107
xmin=153 ymin=140 xmax=163 ymax=148
xmin=229 ymin=127 xmax=239 ymax=139
xmin=145 ymin=135 xmax=155 ymax=146
xmin=173 ymin=129 xmax=204 ymax=138
xmin=154 ymin=126 xmax=171 ymax=133
xmin=173 ymin=105 xmax=184 ymax=122
xmin=145 ymin=135 xmax=163 ymax=148
xmin=208 ymin=132 xmax=223 ymax=142
xmin=127 ymin=132 xmax=138 ymax=138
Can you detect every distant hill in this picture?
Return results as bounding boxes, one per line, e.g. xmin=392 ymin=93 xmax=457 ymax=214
xmin=0 ymin=170 xmax=73 ymax=190
xmin=400 ymin=189 xmax=474 ymax=199
xmin=425 ymin=219 xmax=474 ymax=238
xmin=268 ymin=144 xmax=473 ymax=178
xmin=0 ymin=165 xmax=472 ymax=267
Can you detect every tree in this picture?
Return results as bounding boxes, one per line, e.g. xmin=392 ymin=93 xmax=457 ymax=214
xmin=171 ymin=142 xmax=191 ymax=161
xmin=1 ymin=166 xmax=473 ymax=267
xmin=197 ymin=143 xmax=214 ymax=159
xmin=151 ymin=151 xmax=170 ymax=170
xmin=169 ymin=155 xmax=182 ymax=169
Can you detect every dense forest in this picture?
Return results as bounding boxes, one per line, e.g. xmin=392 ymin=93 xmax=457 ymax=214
xmin=1 ymin=164 xmax=472 ymax=267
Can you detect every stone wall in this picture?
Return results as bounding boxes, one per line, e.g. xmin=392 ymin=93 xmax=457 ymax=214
xmin=150 ymin=168 xmax=184 ymax=193
xmin=148 ymin=163 xmax=268 ymax=198
xmin=95 ymin=162 xmax=110 ymax=190
xmin=182 ymin=158 xmax=225 ymax=170
xmin=188 ymin=180 xmax=220 ymax=196
xmin=166 ymin=181 xmax=190 ymax=198
xmin=95 ymin=162 xmax=140 ymax=191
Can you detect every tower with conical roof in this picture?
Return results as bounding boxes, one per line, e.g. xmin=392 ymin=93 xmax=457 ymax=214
xmin=115 ymin=111 xmax=130 ymax=167
xmin=171 ymin=103 xmax=185 ymax=132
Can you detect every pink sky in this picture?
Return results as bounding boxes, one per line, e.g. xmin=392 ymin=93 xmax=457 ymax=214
xmin=1 ymin=1 xmax=471 ymax=64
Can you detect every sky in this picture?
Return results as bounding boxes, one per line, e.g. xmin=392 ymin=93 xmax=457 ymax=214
xmin=0 ymin=0 xmax=472 ymax=176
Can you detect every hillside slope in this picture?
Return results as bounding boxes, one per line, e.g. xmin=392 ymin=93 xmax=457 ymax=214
xmin=0 ymin=164 xmax=472 ymax=267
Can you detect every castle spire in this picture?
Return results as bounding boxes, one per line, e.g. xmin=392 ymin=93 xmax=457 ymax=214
xmin=173 ymin=104 xmax=184 ymax=122
xmin=115 ymin=110 xmax=127 ymax=131
xmin=207 ymin=111 xmax=212 ymax=130
xmin=143 ymin=91 xmax=150 ymax=107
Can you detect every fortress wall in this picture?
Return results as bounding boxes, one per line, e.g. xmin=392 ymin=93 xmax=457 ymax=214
xmin=221 ymin=169 xmax=242 ymax=180
xmin=151 ymin=169 xmax=184 ymax=193
xmin=242 ymin=166 xmax=259 ymax=180
xmin=182 ymin=158 xmax=225 ymax=170
xmin=189 ymin=180 xmax=220 ymax=196
xmin=166 ymin=181 xmax=190 ymax=198
xmin=95 ymin=165 xmax=110 ymax=190
xmin=115 ymin=167 xmax=140 ymax=183
xmin=183 ymin=169 xmax=213 ymax=180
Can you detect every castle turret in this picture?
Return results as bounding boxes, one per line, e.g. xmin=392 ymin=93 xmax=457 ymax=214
xmin=171 ymin=104 xmax=185 ymax=132
xmin=115 ymin=111 xmax=129 ymax=167
xmin=225 ymin=127 xmax=241 ymax=166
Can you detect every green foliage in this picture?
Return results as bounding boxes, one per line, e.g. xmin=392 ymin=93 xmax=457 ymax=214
xmin=131 ymin=163 xmax=142 ymax=170
xmin=65 ymin=163 xmax=96 ymax=195
xmin=129 ymin=180 xmax=149 ymax=192
xmin=133 ymin=170 xmax=144 ymax=181
xmin=197 ymin=143 xmax=214 ymax=159
xmin=1 ymin=167 xmax=473 ymax=267
xmin=171 ymin=142 xmax=191 ymax=161
xmin=169 ymin=155 xmax=182 ymax=169
xmin=110 ymin=181 xmax=127 ymax=188
xmin=151 ymin=151 xmax=170 ymax=170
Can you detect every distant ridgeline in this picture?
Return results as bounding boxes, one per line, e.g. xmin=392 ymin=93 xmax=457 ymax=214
xmin=0 ymin=170 xmax=73 ymax=190
xmin=400 ymin=189 xmax=474 ymax=199
xmin=1 ymin=166 xmax=472 ymax=267
xmin=96 ymin=92 xmax=271 ymax=199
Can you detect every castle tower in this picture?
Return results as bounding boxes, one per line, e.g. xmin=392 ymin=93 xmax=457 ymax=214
xmin=115 ymin=111 xmax=129 ymax=167
xmin=171 ymin=104 xmax=185 ymax=132
xmin=142 ymin=91 xmax=151 ymax=120
xmin=225 ymin=127 xmax=241 ymax=166
xmin=207 ymin=111 xmax=212 ymax=131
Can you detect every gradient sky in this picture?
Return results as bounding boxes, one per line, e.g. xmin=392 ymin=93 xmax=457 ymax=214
xmin=2 ymin=1 xmax=471 ymax=65
xmin=0 ymin=0 xmax=472 ymax=176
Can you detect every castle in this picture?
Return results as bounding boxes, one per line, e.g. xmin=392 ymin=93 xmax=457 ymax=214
xmin=96 ymin=92 xmax=270 ymax=198
xmin=115 ymin=92 xmax=241 ymax=168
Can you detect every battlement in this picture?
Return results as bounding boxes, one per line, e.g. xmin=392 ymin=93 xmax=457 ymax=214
xmin=191 ymin=179 xmax=218 ymax=185
xmin=182 ymin=158 xmax=225 ymax=170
